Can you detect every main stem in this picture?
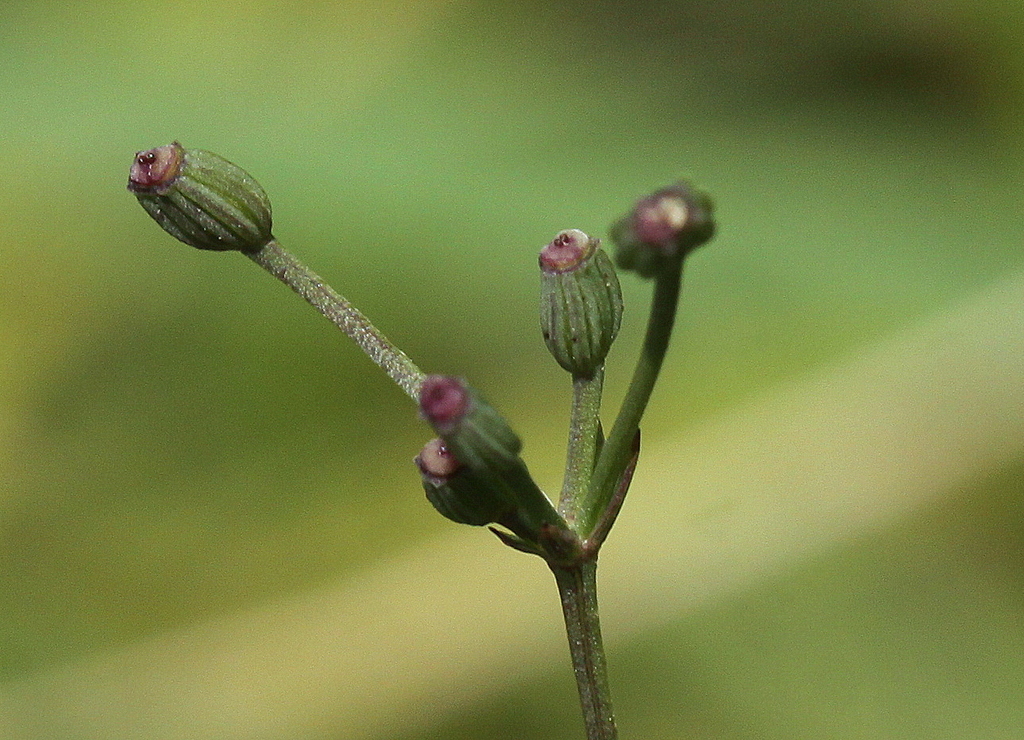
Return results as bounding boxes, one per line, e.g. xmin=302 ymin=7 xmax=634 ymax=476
xmin=552 ymin=560 xmax=617 ymax=740
xmin=247 ymin=240 xmax=425 ymax=400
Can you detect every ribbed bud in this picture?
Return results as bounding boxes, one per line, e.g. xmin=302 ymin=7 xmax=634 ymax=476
xmin=128 ymin=142 xmax=273 ymax=252
xmin=419 ymin=375 xmax=521 ymax=472
xmin=416 ymin=438 xmax=514 ymax=526
xmin=417 ymin=376 xmax=566 ymax=543
xmin=539 ymin=229 xmax=623 ymax=377
xmin=611 ymin=181 xmax=715 ymax=278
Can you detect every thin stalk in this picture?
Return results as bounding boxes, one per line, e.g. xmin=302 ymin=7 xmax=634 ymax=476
xmin=558 ymin=368 xmax=605 ymax=527
xmin=552 ymin=560 xmax=617 ymax=740
xmin=580 ymin=258 xmax=683 ymax=534
xmin=584 ymin=429 xmax=639 ymax=554
xmin=247 ymin=239 xmax=425 ymax=400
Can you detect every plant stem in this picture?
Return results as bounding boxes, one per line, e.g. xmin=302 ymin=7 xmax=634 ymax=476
xmin=552 ymin=560 xmax=617 ymax=740
xmin=581 ymin=257 xmax=683 ymax=535
xmin=584 ymin=429 xmax=639 ymax=554
xmin=246 ymin=239 xmax=425 ymax=400
xmin=558 ymin=368 xmax=605 ymax=527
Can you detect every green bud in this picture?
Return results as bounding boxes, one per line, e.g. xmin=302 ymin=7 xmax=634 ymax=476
xmin=416 ymin=438 xmax=514 ymax=526
xmin=418 ymin=375 xmax=521 ymax=473
xmin=539 ymin=229 xmax=623 ymax=378
xmin=128 ymin=142 xmax=273 ymax=252
xmin=417 ymin=376 xmax=565 ymax=544
xmin=611 ymin=181 xmax=715 ymax=278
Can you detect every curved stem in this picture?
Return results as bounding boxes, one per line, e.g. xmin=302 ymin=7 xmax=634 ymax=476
xmin=552 ymin=560 xmax=617 ymax=740
xmin=581 ymin=258 xmax=683 ymax=534
xmin=246 ymin=240 xmax=425 ymax=400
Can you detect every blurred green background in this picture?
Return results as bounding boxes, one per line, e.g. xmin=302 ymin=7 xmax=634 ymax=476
xmin=2 ymin=0 xmax=1024 ymax=738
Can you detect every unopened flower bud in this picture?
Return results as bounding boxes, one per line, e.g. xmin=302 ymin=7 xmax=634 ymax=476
xmin=417 ymin=437 xmax=462 ymax=482
xmin=539 ymin=229 xmax=623 ymax=377
xmin=611 ymin=181 xmax=715 ymax=278
xmin=417 ymin=376 xmax=565 ymax=543
xmin=128 ymin=142 xmax=273 ymax=252
xmin=419 ymin=375 xmax=521 ymax=472
xmin=416 ymin=439 xmax=514 ymax=526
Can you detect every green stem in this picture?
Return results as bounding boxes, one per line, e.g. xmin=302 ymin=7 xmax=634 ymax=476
xmin=581 ymin=257 xmax=683 ymax=535
xmin=584 ymin=429 xmax=639 ymax=554
xmin=558 ymin=368 xmax=605 ymax=527
xmin=246 ymin=239 xmax=425 ymax=400
xmin=552 ymin=560 xmax=617 ymax=740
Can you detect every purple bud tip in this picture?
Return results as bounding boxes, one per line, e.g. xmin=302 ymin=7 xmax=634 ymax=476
xmin=633 ymin=190 xmax=690 ymax=249
xmin=416 ymin=438 xmax=462 ymax=481
xmin=419 ymin=375 xmax=470 ymax=432
xmin=128 ymin=142 xmax=184 ymax=194
xmin=539 ymin=229 xmax=595 ymax=273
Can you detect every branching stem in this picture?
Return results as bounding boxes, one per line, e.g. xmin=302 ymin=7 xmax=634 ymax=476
xmin=580 ymin=257 xmax=683 ymax=535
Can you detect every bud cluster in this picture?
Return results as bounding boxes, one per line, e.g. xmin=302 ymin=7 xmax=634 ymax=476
xmin=417 ymin=375 xmax=562 ymax=542
xmin=126 ymin=143 xmax=717 ymax=571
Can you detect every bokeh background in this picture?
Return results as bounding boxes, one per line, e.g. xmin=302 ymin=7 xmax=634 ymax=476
xmin=2 ymin=1 xmax=1024 ymax=738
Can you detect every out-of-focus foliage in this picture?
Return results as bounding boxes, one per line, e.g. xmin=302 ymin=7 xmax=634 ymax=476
xmin=1 ymin=1 xmax=1023 ymax=738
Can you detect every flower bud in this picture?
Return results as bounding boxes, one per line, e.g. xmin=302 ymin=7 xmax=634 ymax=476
xmin=419 ymin=375 xmax=521 ymax=472
xmin=417 ymin=376 xmax=565 ymax=543
xmin=539 ymin=229 xmax=623 ymax=378
xmin=611 ymin=181 xmax=715 ymax=278
xmin=128 ymin=142 xmax=273 ymax=252
xmin=417 ymin=437 xmax=462 ymax=481
xmin=416 ymin=438 xmax=515 ymax=526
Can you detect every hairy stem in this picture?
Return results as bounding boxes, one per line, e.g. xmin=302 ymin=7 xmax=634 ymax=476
xmin=558 ymin=368 xmax=605 ymax=527
xmin=552 ymin=560 xmax=617 ymax=740
xmin=247 ymin=240 xmax=425 ymax=400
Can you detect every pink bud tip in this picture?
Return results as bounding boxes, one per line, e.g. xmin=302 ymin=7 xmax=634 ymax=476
xmin=419 ymin=375 xmax=470 ymax=431
xmin=416 ymin=438 xmax=462 ymax=480
xmin=539 ymin=229 xmax=595 ymax=273
xmin=127 ymin=142 xmax=184 ymax=194
xmin=633 ymin=190 xmax=690 ymax=249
